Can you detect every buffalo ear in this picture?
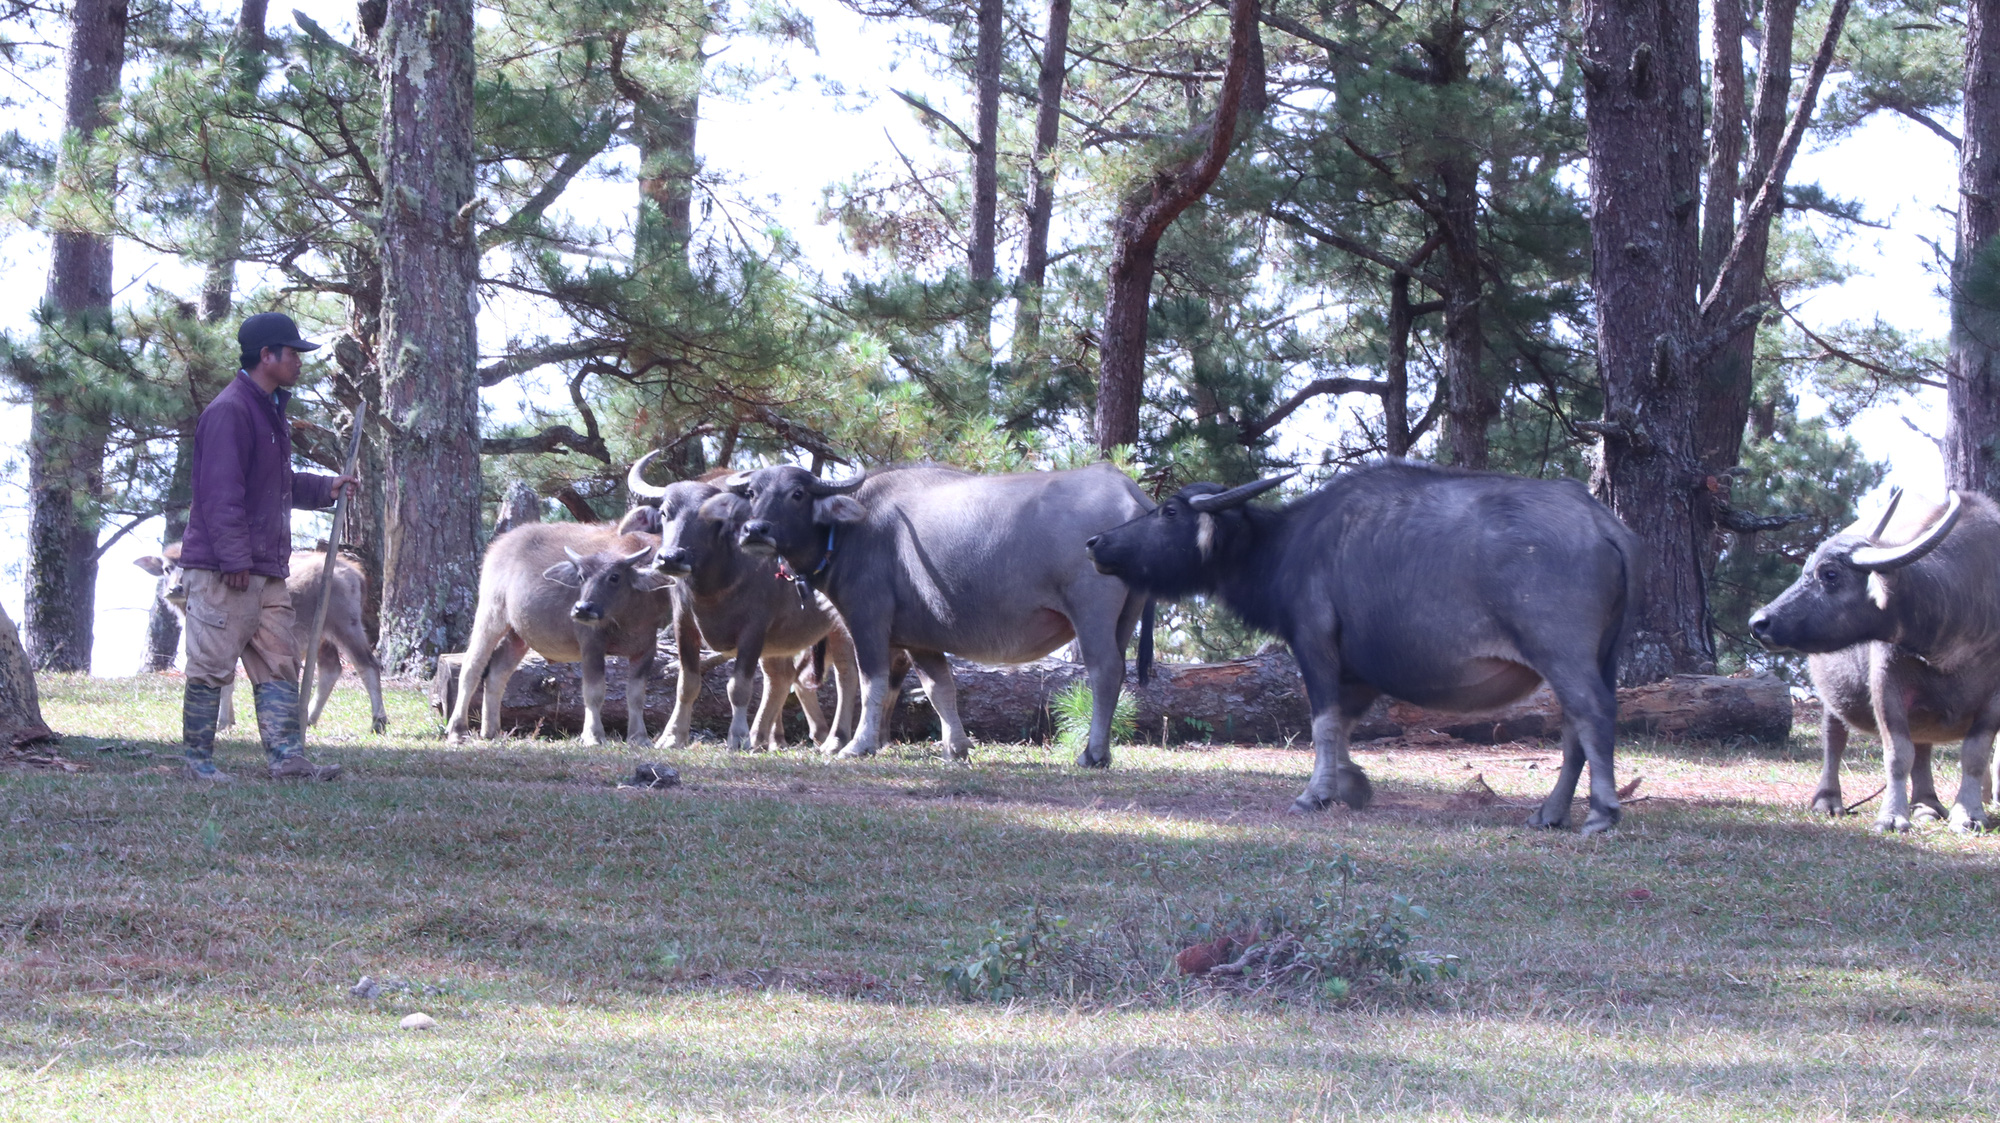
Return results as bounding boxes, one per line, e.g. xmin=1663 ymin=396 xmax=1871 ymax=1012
xmin=163 ymin=542 xmax=183 ymax=563
xmin=721 ymin=471 xmax=756 ymax=496
xmin=814 ymin=495 xmax=867 ymax=525
xmin=616 ymin=506 xmax=663 ymax=536
xmin=541 ymin=561 xmax=583 ymax=588
xmin=699 ymin=492 xmax=745 ymax=523
xmin=134 ymin=555 xmax=166 ymax=577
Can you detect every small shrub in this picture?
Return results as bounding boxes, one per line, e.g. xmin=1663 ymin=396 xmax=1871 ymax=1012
xmin=1050 ymin=681 xmax=1136 ymax=751
xmin=933 ymin=909 xmax=1069 ymax=1001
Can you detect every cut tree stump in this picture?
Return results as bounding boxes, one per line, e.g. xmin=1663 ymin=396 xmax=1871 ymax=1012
xmin=428 ymin=648 xmax=1792 ymax=746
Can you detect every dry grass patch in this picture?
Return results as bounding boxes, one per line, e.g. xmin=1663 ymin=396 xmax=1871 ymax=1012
xmin=4 ymin=673 xmax=2000 ymax=1118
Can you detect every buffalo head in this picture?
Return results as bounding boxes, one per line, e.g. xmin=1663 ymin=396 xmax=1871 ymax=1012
xmin=725 ymin=465 xmax=867 ymax=561
xmin=134 ymin=542 xmax=191 ymax=609
xmin=543 ymin=543 xmax=667 ymax=624
xmin=1086 ymin=475 xmax=1290 ymax=598
xmin=1749 ymin=489 xmax=1964 ymax=653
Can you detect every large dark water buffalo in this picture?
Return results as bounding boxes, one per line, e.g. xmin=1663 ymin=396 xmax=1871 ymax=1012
xmin=445 ymin=509 xmax=672 ymax=746
xmin=1750 ymin=489 xmax=2000 ymax=832
xmin=1086 ymin=461 xmax=1640 ymax=833
xmin=724 ymin=462 xmax=1154 ymax=766
xmin=625 ymin=453 xmax=860 ymax=753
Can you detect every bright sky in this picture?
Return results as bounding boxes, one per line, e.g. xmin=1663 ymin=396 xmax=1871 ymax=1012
xmin=0 ymin=0 xmax=1963 ymax=675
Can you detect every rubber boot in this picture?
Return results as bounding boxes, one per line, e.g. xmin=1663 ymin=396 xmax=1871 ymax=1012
xmin=182 ymin=681 xmax=233 ymax=783
xmin=254 ymin=680 xmax=341 ymax=781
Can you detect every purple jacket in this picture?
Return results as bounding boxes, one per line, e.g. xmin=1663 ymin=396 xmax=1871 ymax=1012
xmin=180 ymin=372 xmax=338 ymax=578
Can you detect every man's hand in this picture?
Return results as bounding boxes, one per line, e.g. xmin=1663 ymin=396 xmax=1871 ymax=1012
xmin=331 ymin=473 xmax=361 ymax=501
xmin=224 ymin=570 xmax=251 ymax=591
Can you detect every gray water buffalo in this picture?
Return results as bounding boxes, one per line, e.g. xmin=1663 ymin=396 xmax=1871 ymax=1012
xmin=725 ymin=462 xmax=1154 ymax=765
xmin=1085 ymin=461 xmax=1640 ymax=833
xmin=445 ymin=510 xmax=672 ymax=746
xmin=136 ymin=544 xmax=389 ymax=734
xmin=1749 ymin=488 xmax=2000 ymax=832
xmin=625 ymin=453 xmax=861 ymax=752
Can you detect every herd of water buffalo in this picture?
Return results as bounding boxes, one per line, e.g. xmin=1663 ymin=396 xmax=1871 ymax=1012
xmin=136 ymin=457 xmax=2000 ymax=837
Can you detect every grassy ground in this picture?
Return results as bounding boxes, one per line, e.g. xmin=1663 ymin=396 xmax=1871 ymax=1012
xmin=5 ymin=673 xmax=2000 ymax=1120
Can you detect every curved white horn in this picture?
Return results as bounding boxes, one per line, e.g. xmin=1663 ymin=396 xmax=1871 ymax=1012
xmin=1187 ymin=473 xmax=1295 ymax=513
xmin=621 ymin=545 xmax=654 ymax=566
xmin=1851 ymin=490 xmax=1963 ymax=572
xmin=804 ymin=471 xmax=867 ymax=497
xmin=564 ymin=546 xmax=586 ymax=564
xmin=626 ymin=450 xmax=669 ymax=499
xmin=1869 ymin=486 xmax=1904 ymax=541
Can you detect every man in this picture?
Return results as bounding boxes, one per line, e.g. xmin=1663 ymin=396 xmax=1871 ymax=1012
xmin=177 ymin=312 xmax=359 ymax=783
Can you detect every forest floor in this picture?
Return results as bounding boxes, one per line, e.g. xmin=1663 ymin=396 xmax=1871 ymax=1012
xmin=3 ymin=673 xmax=2000 ymax=1120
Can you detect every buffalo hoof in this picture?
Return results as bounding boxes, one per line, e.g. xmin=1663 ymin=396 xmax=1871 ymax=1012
xmin=944 ymin=740 xmax=973 ymax=762
xmin=1876 ymin=813 xmax=1912 ymax=833
xmin=1912 ymin=798 xmax=1947 ymax=822
xmin=1290 ymin=791 xmax=1333 ymax=814
xmin=1335 ymin=766 xmax=1373 ymax=811
xmin=1075 ymin=749 xmax=1110 ymax=770
xmin=1579 ymin=806 xmax=1620 ymax=837
xmin=1525 ymin=808 xmax=1567 ymax=831
xmin=837 ymin=742 xmax=880 ymax=760
xmin=1809 ymin=791 xmax=1848 ymax=816
xmin=580 ymin=733 xmax=605 ymax=748
xmin=816 ymin=737 xmax=845 ymax=757
xmin=372 ymin=715 xmax=391 ymax=735
xmin=444 ymin=729 xmax=469 ymax=746
xmin=1950 ymin=806 xmax=1987 ymax=834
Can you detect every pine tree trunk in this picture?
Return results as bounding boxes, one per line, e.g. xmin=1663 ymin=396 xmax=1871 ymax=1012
xmin=374 ymin=0 xmax=483 ymax=677
xmin=1015 ymin=0 xmax=1072 ymax=358
xmin=970 ymin=0 xmax=1001 ymax=288
xmin=1093 ymin=0 xmax=1260 ymax=453
xmin=1384 ymin=272 xmax=1414 ymax=456
xmin=0 ymin=603 xmax=53 ymax=748
xmin=1948 ymin=0 xmax=2000 ymax=496
xmin=1439 ymin=152 xmax=1490 ymax=468
xmin=25 ymin=0 xmax=128 ymax=672
xmin=1582 ymin=0 xmax=1712 ymax=682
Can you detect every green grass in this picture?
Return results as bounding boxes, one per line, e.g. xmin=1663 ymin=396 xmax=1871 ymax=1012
xmin=5 ymin=673 xmax=2000 ymax=1118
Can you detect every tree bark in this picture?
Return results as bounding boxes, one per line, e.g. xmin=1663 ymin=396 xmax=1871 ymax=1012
xmin=1693 ymin=0 xmax=1797 ymax=473
xmin=0 ymin=603 xmax=54 ymax=748
xmin=970 ymin=0 xmax=1001 ymax=287
xmin=1947 ymin=0 xmax=2000 ymax=496
xmin=1015 ymin=0 xmax=1072 ymax=358
xmin=25 ymin=0 xmax=128 ymax=672
xmin=1582 ymin=0 xmax=1711 ymax=681
xmin=374 ymin=0 xmax=483 ymax=677
xmin=1094 ymin=0 xmax=1260 ymax=452
xmin=1438 ymin=150 xmax=1490 ymax=467
xmin=1384 ymin=272 xmax=1414 ymax=456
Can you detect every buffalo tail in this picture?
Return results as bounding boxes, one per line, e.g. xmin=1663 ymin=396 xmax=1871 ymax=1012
xmin=1137 ymin=597 xmax=1155 ymax=687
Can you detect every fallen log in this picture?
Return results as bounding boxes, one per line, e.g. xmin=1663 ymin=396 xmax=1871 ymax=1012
xmin=428 ymin=648 xmax=1792 ymax=746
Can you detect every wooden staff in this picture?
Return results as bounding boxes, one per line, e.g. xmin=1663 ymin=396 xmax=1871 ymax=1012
xmin=298 ymin=403 xmax=366 ymax=720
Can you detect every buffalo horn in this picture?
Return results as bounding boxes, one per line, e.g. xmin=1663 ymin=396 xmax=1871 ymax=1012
xmin=621 ymin=545 xmax=654 ymax=566
xmin=564 ymin=546 xmax=586 ymax=564
xmin=1187 ymin=473 xmax=1296 ymax=513
xmin=625 ymin=450 xmax=669 ymax=500
xmin=804 ymin=471 xmax=867 ymax=497
xmin=1868 ymin=486 xmax=1904 ymax=541
xmin=1850 ymin=490 xmax=1963 ymax=572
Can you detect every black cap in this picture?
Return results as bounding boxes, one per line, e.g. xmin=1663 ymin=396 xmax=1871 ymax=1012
xmin=237 ymin=312 xmax=320 ymax=357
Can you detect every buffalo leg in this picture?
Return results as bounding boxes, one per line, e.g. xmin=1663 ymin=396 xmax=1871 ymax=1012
xmin=1070 ymin=604 xmax=1130 ymax=769
xmin=1948 ymin=699 xmax=2000 ymax=832
xmin=908 ymin=650 xmax=972 ymax=760
xmin=1908 ymin=743 xmax=1946 ymax=820
xmin=579 ymin=637 xmax=611 ymax=747
xmin=1530 ymin=664 xmax=1620 ymax=835
xmin=756 ymin=655 xmax=800 ymax=749
xmin=449 ymin=599 xmax=517 ymax=742
xmin=1868 ymin=650 xmax=1919 ymax=832
xmin=328 ymin=613 xmax=389 ymax=734
xmin=838 ymin=625 xmax=898 ymax=759
xmin=304 ymin=642 xmax=341 ymax=728
xmin=785 ymin=655 xmax=832 ymax=748
xmin=657 ymin=606 xmax=703 ymax=751
xmin=816 ymin=626 xmax=860 ymax=755
xmin=1811 ymin=711 xmax=1851 ymax=815
xmin=480 ymin=633 xmax=530 ymax=740
xmin=1290 ymin=637 xmax=1375 ymax=812
xmin=624 ymin=648 xmax=656 ymax=746
xmin=722 ymin=631 xmax=766 ymax=751
xmin=218 ymin=673 xmax=237 ymax=731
